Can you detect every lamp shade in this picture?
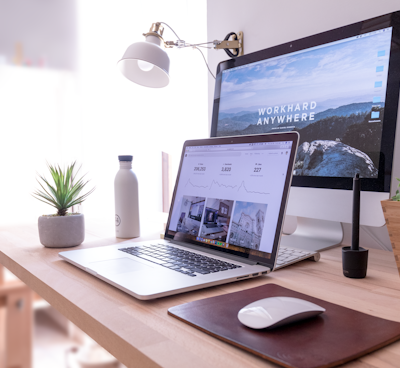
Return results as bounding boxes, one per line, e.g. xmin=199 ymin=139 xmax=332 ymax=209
xmin=118 ymin=35 xmax=170 ymax=88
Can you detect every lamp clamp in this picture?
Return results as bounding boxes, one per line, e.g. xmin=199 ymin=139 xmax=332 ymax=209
xmin=214 ymin=32 xmax=244 ymax=57
xmin=165 ymin=41 xmax=176 ymax=48
xmin=164 ymin=40 xmax=186 ymax=48
xmin=214 ymin=39 xmax=240 ymax=49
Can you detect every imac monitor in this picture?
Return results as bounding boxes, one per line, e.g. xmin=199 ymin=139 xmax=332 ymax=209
xmin=204 ymin=208 xmax=218 ymax=224
xmin=189 ymin=200 xmax=204 ymax=221
xmin=210 ymin=12 xmax=400 ymax=251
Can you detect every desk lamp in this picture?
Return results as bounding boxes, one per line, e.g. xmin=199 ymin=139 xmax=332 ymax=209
xmin=118 ymin=22 xmax=244 ymax=88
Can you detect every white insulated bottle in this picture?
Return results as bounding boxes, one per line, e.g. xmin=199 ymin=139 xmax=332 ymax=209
xmin=114 ymin=155 xmax=140 ymax=238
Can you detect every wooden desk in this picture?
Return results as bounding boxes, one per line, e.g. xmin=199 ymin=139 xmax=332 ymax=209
xmin=0 ymin=221 xmax=400 ymax=368
xmin=0 ymin=266 xmax=33 ymax=368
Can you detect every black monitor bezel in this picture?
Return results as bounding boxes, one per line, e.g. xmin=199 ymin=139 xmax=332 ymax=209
xmin=164 ymin=131 xmax=299 ymax=269
xmin=210 ymin=11 xmax=400 ymax=193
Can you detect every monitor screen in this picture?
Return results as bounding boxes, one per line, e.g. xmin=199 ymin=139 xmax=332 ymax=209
xmin=211 ymin=12 xmax=400 ymax=192
xmin=204 ymin=208 xmax=218 ymax=224
xmin=189 ymin=200 xmax=204 ymax=221
xmin=165 ymin=132 xmax=299 ymax=265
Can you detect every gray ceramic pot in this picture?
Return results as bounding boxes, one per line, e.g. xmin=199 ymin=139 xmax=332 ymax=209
xmin=38 ymin=213 xmax=85 ymax=248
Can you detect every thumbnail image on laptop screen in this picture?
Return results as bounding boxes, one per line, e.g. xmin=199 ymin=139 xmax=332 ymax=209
xmin=215 ymin=27 xmax=392 ymax=179
xmin=167 ymin=140 xmax=294 ymax=259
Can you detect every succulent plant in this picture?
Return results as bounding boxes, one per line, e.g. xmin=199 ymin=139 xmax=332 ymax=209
xmin=33 ymin=162 xmax=95 ymax=216
xmin=392 ymin=178 xmax=400 ymax=201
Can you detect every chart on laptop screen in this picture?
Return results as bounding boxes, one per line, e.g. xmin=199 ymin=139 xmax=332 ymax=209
xmin=216 ymin=28 xmax=392 ymax=178
xmin=167 ymin=141 xmax=293 ymax=256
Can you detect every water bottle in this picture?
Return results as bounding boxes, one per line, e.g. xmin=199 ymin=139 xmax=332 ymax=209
xmin=114 ymin=155 xmax=140 ymax=238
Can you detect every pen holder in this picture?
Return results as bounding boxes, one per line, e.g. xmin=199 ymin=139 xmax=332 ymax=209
xmin=342 ymin=247 xmax=368 ymax=278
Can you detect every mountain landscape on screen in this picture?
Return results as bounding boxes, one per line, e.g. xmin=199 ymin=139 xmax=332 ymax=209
xmin=215 ymin=28 xmax=391 ymax=179
xmin=217 ymin=103 xmax=384 ymax=178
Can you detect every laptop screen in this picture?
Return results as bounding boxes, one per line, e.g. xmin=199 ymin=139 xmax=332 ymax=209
xmin=165 ymin=132 xmax=298 ymax=267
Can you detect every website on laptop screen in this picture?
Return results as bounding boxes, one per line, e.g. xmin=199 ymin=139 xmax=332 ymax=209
xmin=215 ymin=27 xmax=392 ymax=179
xmin=167 ymin=141 xmax=293 ymax=258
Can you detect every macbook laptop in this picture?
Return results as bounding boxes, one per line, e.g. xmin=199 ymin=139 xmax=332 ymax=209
xmin=59 ymin=132 xmax=317 ymax=300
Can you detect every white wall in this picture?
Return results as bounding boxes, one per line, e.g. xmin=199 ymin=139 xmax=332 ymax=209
xmin=0 ymin=66 xmax=81 ymax=224
xmin=0 ymin=0 xmax=77 ymax=70
xmin=77 ymin=0 xmax=208 ymax=228
xmin=207 ymin=0 xmax=400 ymax=250
xmin=0 ymin=1 xmax=208 ymax=229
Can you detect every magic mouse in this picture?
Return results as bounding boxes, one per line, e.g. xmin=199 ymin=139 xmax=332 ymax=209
xmin=238 ymin=297 xmax=325 ymax=329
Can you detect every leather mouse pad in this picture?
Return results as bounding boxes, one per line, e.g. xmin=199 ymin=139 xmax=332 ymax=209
xmin=168 ymin=283 xmax=400 ymax=368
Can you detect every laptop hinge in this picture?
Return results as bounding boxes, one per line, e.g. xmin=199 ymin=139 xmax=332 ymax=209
xmin=169 ymin=240 xmax=258 ymax=266
xmin=257 ymin=261 xmax=271 ymax=268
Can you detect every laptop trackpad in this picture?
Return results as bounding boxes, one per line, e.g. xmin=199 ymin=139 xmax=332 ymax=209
xmin=88 ymin=257 xmax=153 ymax=275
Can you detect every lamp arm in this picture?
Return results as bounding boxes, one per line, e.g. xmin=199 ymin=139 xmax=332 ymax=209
xmin=154 ymin=22 xmax=243 ymax=57
xmin=142 ymin=22 xmax=243 ymax=79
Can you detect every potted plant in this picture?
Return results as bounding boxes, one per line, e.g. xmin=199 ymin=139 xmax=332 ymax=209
xmin=33 ymin=162 xmax=94 ymax=248
xmin=381 ymin=178 xmax=400 ymax=277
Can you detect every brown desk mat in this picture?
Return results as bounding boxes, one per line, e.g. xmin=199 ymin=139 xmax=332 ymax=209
xmin=168 ymin=283 xmax=400 ymax=368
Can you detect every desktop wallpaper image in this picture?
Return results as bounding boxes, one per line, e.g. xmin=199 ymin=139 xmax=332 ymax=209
xmin=217 ymin=30 xmax=392 ymax=178
xmin=228 ymin=201 xmax=268 ymax=250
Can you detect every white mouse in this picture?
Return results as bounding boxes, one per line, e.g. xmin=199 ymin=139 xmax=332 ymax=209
xmin=238 ymin=297 xmax=325 ymax=329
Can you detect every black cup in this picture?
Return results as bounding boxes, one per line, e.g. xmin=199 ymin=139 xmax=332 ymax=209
xmin=342 ymin=247 xmax=368 ymax=278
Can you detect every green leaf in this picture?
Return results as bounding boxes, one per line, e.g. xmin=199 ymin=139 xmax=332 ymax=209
xmin=392 ymin=190 xmax=400 ymax=201
xmin=32 ymin=162 xmax=95 ymax=215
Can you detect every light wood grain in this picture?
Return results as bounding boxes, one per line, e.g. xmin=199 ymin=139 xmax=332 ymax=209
xmin=381 ymin=199 xmax=400 ymax=277
xmin=0 ymin=264 xmax=4 ymax=286
xmin=0 ymin=306 xmax=4 ymax=368
xmin=0 ymin=221 xmax=400 ymax=368
xmin=0 ymin=280 xmax=33 ymax=368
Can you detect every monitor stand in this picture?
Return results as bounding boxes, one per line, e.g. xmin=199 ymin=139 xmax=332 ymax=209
xmin=280 ymin=217 xmax=343 ymax=252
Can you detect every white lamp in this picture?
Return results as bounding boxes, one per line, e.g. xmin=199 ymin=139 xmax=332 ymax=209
xmin=118 ymin=22 xmax=243 ymax=88
xmin=118 ymin=23 xmax=170 ymax=88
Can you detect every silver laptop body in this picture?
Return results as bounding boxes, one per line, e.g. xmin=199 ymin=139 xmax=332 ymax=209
xmin=59 ymin=132 xmax=299 ymax=300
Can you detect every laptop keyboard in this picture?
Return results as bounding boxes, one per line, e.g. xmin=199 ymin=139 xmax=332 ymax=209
xmin=275 ymin=246 xmax=317 ymax=269
xmin=205 ymin=224 xmax=218 ymax=228
xmin=118 ymin=243 xmax=242 ymax=277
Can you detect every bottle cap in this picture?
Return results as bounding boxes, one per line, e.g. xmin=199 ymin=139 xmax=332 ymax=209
xmin=118 ymin=155 xmax=133 ymax=162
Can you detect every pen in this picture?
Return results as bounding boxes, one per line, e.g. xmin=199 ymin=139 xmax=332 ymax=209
xmin=351 ymin=173 xmax=360 ymax=251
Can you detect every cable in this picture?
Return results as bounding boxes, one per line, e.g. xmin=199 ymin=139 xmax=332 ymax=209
xmin=159 ymin=22 xmax=216 ymax=78
xmin=184 ymin=44 xmax=213 ymax=49
xmin=183 ymin=41 xmax=215 ymax=47
xmin=160 ymin=24 xmax=213 ymax=48
xmin=223 ymin=32 xmax=239 ymax=58
xmin=160 ymin=22 xmax=182 ymax=41
xmin=193 ymin=47 xmax=216 ymax=79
